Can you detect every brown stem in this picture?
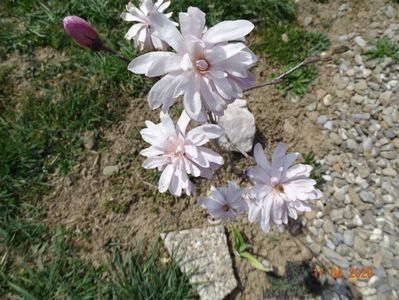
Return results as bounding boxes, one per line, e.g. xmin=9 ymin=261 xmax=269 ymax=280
xmin=101 ymin=44 xmax=131 ymax=63
xmin=244 ymin=55 xmax=332 ymax=93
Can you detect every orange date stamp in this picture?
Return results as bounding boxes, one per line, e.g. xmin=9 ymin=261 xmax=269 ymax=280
xmin=311 ymin=265 xmax=374 ymax=280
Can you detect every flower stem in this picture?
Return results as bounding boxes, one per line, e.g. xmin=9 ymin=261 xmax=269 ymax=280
xmin=244 ymin=55 xmax=332 ymax=92
xmin=101 ymin=45 xmax=130 ymax=63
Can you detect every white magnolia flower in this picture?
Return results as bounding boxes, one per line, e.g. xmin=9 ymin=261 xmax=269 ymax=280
xmin=140 ymin=111 xmax=224 ymax=196
xmin=128 ymin=6 xmax=257 ymax=122
xmin=198 ymin=181 xmax=247 ymax=223
xmin=121 ymin=0 xmax=173 ymax=50
xmin=245 ymin=143 xmax=322 ymax=233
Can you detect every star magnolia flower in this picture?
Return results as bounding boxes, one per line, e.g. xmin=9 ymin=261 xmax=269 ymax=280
xmin=140 ymin=111 xmax=224 ymax=196
xmin=121 ymin=0 xmax=173 ymax=51
xmin=128 ymin=7 xmax=257 ymax=122
xmin=198 ymin=181 xmax=247 ymax=223
xmin=245 ymin=143 xmax=322 ymax=233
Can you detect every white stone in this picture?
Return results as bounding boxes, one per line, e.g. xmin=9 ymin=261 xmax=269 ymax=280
xmin=161 ymin=226 xmax=237 ymax=300
xmin=218 ymin=99 xmax=256 ymax=153
xmin=354 ymin=36 xmax=367 ymax=48
xmin=103 ymin=165 xmax=119 ymax=176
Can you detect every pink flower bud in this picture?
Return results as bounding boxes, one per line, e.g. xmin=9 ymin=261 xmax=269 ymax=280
xmin=63 ymin=16 xmax=102 ymax=51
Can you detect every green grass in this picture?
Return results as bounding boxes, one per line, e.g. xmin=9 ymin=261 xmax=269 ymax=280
xmin=366 ymin=37 xmax=399 ymax=63
xmin=264 ymin=261 xmax=323 ymax=298
xmin=2 ymin=226 xmax=194 ymax=299
xmin=303 ymin=152 xmax=326 ymax=189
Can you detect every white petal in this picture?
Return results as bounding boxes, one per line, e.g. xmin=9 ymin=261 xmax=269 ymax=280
xmin=200 ymin=78 xmax=227 ymax=114
xmin=159 ymin=112 xmax=176 ymax=136
xmin=150 ymin=12 xmax=184 ymax=52
xmin=179 ymin=7 xmax=205 ymax=38
xmin=140 ymin=146 xmax=165 ymax=157
xmin=206 ymin=43 xmax=247 ymax=64
xmin=143 ymin=156 xmax=167 ymax=169
xmin=125 ymin=23 xmax=145 ymax=40
xmin=253 ymin=143 xmax=271 ymax=171
xmin=176 ymin=111 xmax=191 ymax=134
xmin=159 ymin=164 xmax=174 ymax=192
xmin=203 ymin=20 xmax=254 ymax=44
xmin=183 ymin=80 xmax=204 ymax=122
xmin=121 ymin=12 xmax=145 ymax=23
xmin=128 ymin=52 xmax=176 ymax=76
xmin=198 ymin=147 xmax=224 ymax=165
xmin=147 ymin=53 xmax=182 ymax=76
xmin=187 ymin=124 xmax=224 ymax=145
xmin=148 ymin=74 xmax=179 ymax=109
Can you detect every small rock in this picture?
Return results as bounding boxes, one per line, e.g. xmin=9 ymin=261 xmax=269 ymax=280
xmin=382 ymin=168 xmax=397 ymax=177
xmin=281 ymin=33 xmax=289 ymax=43
xmin=103 ymin=165 xmax=119 ymax=176
xmin=354 ymin=236 xmax=367 ymax=255
xmin=354 ymin=36 xmax=367 ymax=48
xmin=349 ymin=188 xmax=362 ymax=206
xmin=370 ymin=228 xmax=383 ymax=242
xmin=359 ymin=191 xmax=375 ymax=203
xmin=323 ymin=94 xmax=333 ymax=106
xmin=323 ymin=219 xmax=334 ymax=233
xmin=83 ymin=131 xmax=95 ymax=150
xmin=384 ymin=5 xmax=395 ymax=18
xmin=355 ymin=80 xmax=368 ymax=92
xmin=218 ymin=99 xmax=256 ymax=153
xmin=324 ymin=121 xmax=334 ymax=131
xmin=317 ymin=115 xmax=328 ymax=125
xmin=303 ymin=16 xmax=312 ymax=27
xmin=322 ymin=247 xmax=350 ymax=268
xmin=344 ymin=230 xmax=354 ymax=246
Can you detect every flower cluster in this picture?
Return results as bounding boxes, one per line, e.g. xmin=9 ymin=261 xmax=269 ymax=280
xmin=121 ymin=0 xmax=174 ymax=50
xmin=63 ymin=0 xmax=323 ymax=234
xmin=199 ymin=143 xmax=322 ymax=233
xmin=140 ymin=111 xmax=224 ymax=196
xmin=128 ymin=6 xmax=257 ymax=122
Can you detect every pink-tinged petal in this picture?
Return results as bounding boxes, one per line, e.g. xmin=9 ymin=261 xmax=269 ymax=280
xmin=206 ymin=43 xmax=247 ymax=64
xmin=147 ymin=53 xmax=182 ymax=76
xmin=285 ymin=164 xmax=312 ymax=179
xmin=176 ymin=111 xmax=191 ymax=134
xmin=151 ymin=34 xmax=166 ymax=50
xmin=159 ymin=164 xmax=174 ymax=192
xmin=198 ymin=196 xmax=222 ymax=210
xmin=184 ymin=81 xmax=205 ymax=122
xmin=143 ymin=156 xmax=167 ymax=169
xmin=180 ymin=53 xmax=193 ymax=71
xmin=125 ymin=23 xmax=146 ymax=40
xmin=140 ymin=146 xmax=165 ymax=157
xmin=248 ymin=202 xmax=261 ymax=223
xmin=246 ymin=166 xmax=270 ymax=184
xmin=150 ymin=12 xmax=184 ymax=52
xmin=185 ymin=180 xmax=195 ymax=195
xmin=179 ymin=7 xmax=206 ymax=39
xmin=210 ymin=76 xmax=234 ymax=100
xmin=283 ymin=152 xmax=300 ymax=170
xmin=128 ymin=52 xmax=180 ymax=76
xmin=272 ymin=143 xmax=288 ymax=161
xmin=126 ymin=3 xmax=145 ymax=16
xmin=140 ymin=0 xmax=153 ymax=14
xmin=203 ymin=20 xmax=254 ymax=43
xmin=197 ymin=166 xmax=213 ymax=178
xmin=184 ymin=144 xmax=198 ymax=158
xmin=168 ymin=171 xmax=182 ymax=196
xmin=198 ymin=147 xmax=224 ymax=165
xmin=121 ymin=12 xmax=145 ymax=22
xmin=187 ymin=150 xmax=209 ymax=168
xmin=159 ymin=112 xmax=176 ymax=136
xmin=200 ymin=78 xmax=227 ymax=114
xmin=187 ymin=124 xmax=224 ymax=145
xmin=148 ymin=74 xmax=179 ymax=109
xmin=254 ymin=143 xmax=271 ymax=171
xmin=155 ymin=0 xmax=170 ymax=12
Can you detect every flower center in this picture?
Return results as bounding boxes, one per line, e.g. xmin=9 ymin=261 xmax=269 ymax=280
xmin=222 ymin=204 xmax=230 ymax=212
xmin=274 ymin=184 xmax=284 ymax=193
xmin=174 ymin=144 xmax=185 ymax=155
xmin=195 ymin=59 xmax=209 ymax=73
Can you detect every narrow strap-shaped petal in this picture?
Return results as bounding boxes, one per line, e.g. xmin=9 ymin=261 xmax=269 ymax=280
xmin=203 ymin=20 xmax=254 ymax=44
xmin=253 ymin=143 xmax=271 ymax=171
xmin=150 ymin=12 xmax=184 ymax=53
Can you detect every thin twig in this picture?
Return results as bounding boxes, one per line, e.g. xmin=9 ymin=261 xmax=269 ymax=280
xmin=102 ymin=45 xmax=131 ymax=63
xmin=244 ymin=56 xmax=332 ymax=93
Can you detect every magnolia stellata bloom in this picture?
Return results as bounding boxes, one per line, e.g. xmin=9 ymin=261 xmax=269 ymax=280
xmin=128 ymin=7 xmax=257 ymax=122
xmin=63 ymin=16 xmax=102 ymax=51
xmin=198 ymin=181 xmax=247 ymax=223
xmin=245 ymin=143 xmax=322 ymax=233
xmin=140 ymin=111 xmax=224 ymax=196
xmin=121 ymin=0 xmax=173 ymax=51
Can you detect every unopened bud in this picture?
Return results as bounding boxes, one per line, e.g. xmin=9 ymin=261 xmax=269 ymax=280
xmin=63 ymin=16 xmax=102 ymax=51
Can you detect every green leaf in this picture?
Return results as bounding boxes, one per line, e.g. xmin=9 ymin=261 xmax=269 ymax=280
xmin=8 ymin=282 xmax=38 ymax=300
xmin=240 ymin=252 xmax=272 ymax=272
